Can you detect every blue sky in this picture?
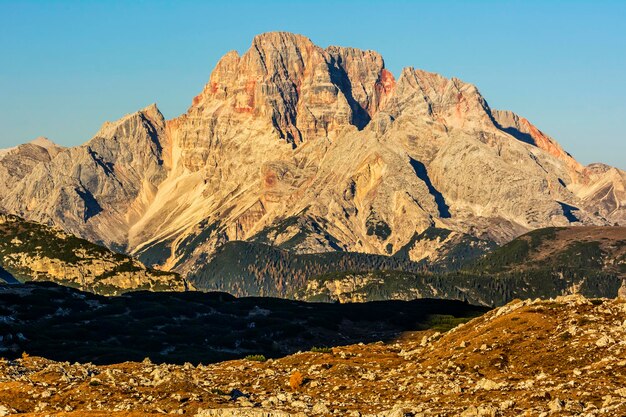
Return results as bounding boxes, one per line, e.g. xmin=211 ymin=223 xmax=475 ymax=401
xmin=1 ymin=0 xmax=624 ymax=168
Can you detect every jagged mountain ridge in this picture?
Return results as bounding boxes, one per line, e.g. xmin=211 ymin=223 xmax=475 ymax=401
xmin=0 ymin=32 xmax=624 ymax=284
xmin=0 ymin=105 xmax=169 ymax=250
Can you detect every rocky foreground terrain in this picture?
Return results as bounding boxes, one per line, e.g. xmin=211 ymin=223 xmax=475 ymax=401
xmin=0 ymin=282 xmax=486 ymax=365
xmin=1 ymin=294 xmax=625 ymax=416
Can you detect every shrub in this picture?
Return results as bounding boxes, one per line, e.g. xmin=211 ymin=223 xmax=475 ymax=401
xmin=289 ymin=370 xmax=304 ymax=390
xmin=245 ymin=354 xmax=267 ymax=362
xmin=310 ymin=346 xmax=333 ymax=354
xmin=89 ymin=379 xmax=102 ymax=387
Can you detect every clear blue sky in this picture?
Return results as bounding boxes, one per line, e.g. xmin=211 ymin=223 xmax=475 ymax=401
xmin=1 ymin=0 xmax=624 ymax=169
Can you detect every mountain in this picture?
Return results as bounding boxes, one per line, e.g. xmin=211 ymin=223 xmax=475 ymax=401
xmin=297 ymin=226 xmax=626 ymax=305
xmin=2 ymin=293 xmax=625 ymax=415
xmin=0 ymin=105 xmax=168 ymax=251
xmin=0 ymin=32 xmax=624 ymax=289
xmin=0 ymin=212 xmax=187 ymax=295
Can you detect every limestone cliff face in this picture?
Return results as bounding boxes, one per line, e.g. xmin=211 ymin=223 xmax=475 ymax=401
xmin=0 ymin=137 xmax=64 ymax=193
xmin=577 ymin=163 xmax=626 ymax=225
xmin=0 ymin=32 xmax=623 ymax=284
xmin=186 ymin=33 xmax=391 ymax=146
xmin=0 ymin=105 xmax=169 ymax=250
xmin=491 ymin=110 xmax=581 ymax=170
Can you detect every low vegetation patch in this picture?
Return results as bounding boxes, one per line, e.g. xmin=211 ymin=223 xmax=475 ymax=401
xmin=310 ymin=346 xmax=333 ymax=354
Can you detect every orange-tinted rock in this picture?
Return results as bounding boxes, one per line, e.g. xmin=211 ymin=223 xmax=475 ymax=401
xmin=0 ymin=31 xmax=623 ymax=280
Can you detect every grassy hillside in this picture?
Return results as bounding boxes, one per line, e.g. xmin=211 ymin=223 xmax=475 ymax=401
xmin=187 ymin=225 xmax=496 ymax=297
xmin=296 ymin=269 xmax=622 ymax=306
xmin=467 ymin=226 xmax=626 ymax=274
xmin=0 ymin=213 xmax=187 ymax=295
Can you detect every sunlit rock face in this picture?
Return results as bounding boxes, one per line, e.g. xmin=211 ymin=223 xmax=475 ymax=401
xmin=0 ymin=104 xmax=169 ymax=250
xmin=0 ymin=32 xmax=623 ymax=280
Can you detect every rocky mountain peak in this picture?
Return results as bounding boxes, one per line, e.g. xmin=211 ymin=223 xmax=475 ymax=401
xmin=188 ymin=32 xmax=397 ymax=145
xmin=0 ymin=136 xmax=62 ymax=161
xmin=96 ymin=103 xmax=165 ymax=141
xmin=0 ymin=32 xmax=624 ymax=281
xmin=28 ymin=136 xmax=58 ymax=150
xmin=140 ymin=103 xmax=165 ymax=123
xmin=388 ymin=67 xmax=493 ymax=129
xmin=250 ymin=31 xmax=316 ymax=61
xmin=325 ymin=45 xmax=394 ymax=127
xmin=0 ymin=103 xmax=170 ymax=249
xmin=0 ymin=136 xmax=64 ymax=188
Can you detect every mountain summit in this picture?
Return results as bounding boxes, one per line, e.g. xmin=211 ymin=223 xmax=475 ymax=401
xmin=0 ymin=32 xmax=624 ymax=287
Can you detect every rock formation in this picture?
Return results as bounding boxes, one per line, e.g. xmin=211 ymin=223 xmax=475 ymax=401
xmin=0 ymin=105 xmax=169 ymax=250
xmin=0 ymin=32 xmax=623 ymax=287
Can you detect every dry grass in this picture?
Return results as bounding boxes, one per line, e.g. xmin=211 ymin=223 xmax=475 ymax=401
xmin=289 ymin=370 xmax=304 ymax=390
xmin=2 ymin=296 xmax=626 ymax=416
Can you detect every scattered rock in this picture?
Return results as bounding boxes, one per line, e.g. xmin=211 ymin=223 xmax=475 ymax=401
xmin=476 ymin=378 xmax=502 ymax=391
xmin=548 ymin=398 xmax=564 ymax=413
xmin=1 ymin=297 xmax=625 ymax=416
xmin=596 ymin=336 xmax=614 ymax=347
xmin=311 ymin=402 xmax=330 ymax=414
